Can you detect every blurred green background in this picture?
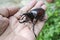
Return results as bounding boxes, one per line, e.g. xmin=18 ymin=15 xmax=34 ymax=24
xmin=0 ymin=0 xmax=60 ymax=40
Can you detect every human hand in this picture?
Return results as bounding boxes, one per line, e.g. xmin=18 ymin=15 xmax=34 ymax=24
xmin=0 ymin=0 xmax=47 ymax=40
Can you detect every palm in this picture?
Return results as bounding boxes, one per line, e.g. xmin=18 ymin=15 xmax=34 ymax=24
xmin=0 ymin=16 xmax=35 ymax=40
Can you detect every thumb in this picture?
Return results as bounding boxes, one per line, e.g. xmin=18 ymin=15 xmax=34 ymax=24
xmin=0 ymin=15 xmax=9 ymax=36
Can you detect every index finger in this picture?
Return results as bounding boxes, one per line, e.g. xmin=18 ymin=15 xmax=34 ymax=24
xmin=14 ymin=0 xmax=37 ymax=19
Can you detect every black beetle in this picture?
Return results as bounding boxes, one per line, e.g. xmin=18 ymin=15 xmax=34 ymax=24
xmin=19 ymin=8 xmax=45 ymax=37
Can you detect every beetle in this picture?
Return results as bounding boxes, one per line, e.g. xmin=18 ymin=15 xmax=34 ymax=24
xmin=19 ymin=8 xmax=45 ymax=37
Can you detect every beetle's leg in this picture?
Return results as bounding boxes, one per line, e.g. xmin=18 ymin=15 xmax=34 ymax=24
xmin=19 ymin=15 xmax=30 ymax=23
xmin=33 ymin=23 xmax=37 ymax=37
xmin=32 ymin=19 xmax=37 ymax=38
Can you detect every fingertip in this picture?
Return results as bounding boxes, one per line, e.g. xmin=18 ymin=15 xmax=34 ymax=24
xmin=41 ymin=5 xmax=47 ymax=10
xmin=38 ymin=1 xmax=44 ymax=5
xmin=31 ymin=0 xmax=44 ymax=10
xmin=0 ymin=7 xmax=9 ymax=17
xmin=20 ymin=0 xmax=37 ymax=11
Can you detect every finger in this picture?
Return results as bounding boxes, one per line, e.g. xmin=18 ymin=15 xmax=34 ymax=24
xmin=0 ymin=15 xmax=9 ymax=35
xmin=14 ymin=0 xmax=37 ymax=19
xmin=0 ymin=7 xmax=9 ymax=17
xmin=7 ymin=6 xmax=20 ymax=16
xmin=20 ymin=0 xmax=37 ymax=12
xmin=0 ymin=6 xmax=20 ymax=17
xmin=31 ymin=1 xmax=44 ymax=10
xmin=41 ymin=5 xmax=47 ymax=10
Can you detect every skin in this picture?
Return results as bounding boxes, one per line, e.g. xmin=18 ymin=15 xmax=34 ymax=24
xmin=0 ymin=0 xmax=47 ymax=40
